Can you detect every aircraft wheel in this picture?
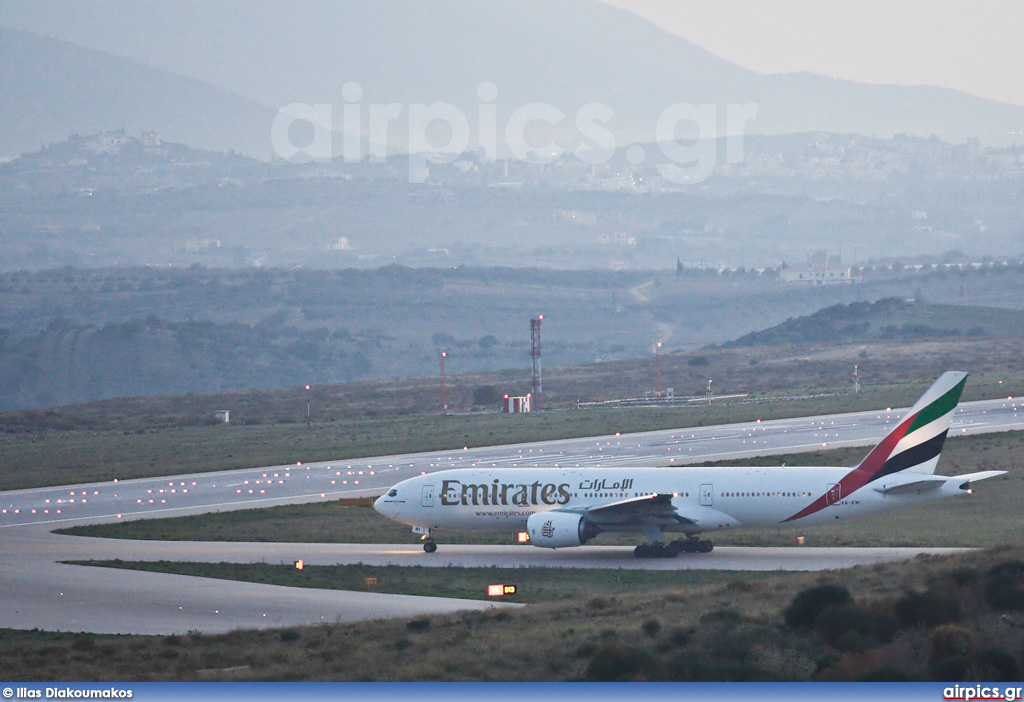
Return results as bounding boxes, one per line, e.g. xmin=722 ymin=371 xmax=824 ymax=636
xmin=697 ymin=540 xmax=713 ymax=553
xmin=423 ymin=540 xmax=437 ymax=553
xmin=666 ymin=541 xmax=683 ymax=557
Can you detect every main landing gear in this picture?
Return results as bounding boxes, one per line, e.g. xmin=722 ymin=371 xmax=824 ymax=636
xmin=634 ymin=538 xmax=713 ymax=559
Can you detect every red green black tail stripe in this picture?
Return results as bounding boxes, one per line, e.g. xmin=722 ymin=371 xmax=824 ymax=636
xmin=782 ymin=373 xmax=965 ymax=523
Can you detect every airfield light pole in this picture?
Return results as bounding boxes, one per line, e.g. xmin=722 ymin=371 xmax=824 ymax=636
xmin=854 ymin=365 xmax=860 ymax=394
xmin=655 ymin=342 xmax=663 ymax=396
xmin=530 ymin=315 xmax=543 ymax=411
xmin=305 ymin=384 xmax=311 ymax=430
xmin=440 ymin=351 xmax=448 ymax=414
xmin=707 ymin=379 xmax=713 ymax=405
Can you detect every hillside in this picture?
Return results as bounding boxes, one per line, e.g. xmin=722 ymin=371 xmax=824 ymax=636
xmin=3 ymin=1 xmax=1024 ymax=154
xmin=6 ymin=266 xmax=1024 ymax=411
xmin=727 ymin=298 xmax=1024 ymax=347
xmin=0 ymin=27 xmax=278 ymax=159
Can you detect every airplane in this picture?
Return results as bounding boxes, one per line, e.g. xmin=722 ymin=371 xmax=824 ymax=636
xmin=374 ymin=371 xmax=1006 ymax=558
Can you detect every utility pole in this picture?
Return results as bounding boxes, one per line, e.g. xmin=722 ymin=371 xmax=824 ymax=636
xmin=440 ymin=351 xmax=447 ymax=414
xmin=853 ymin=365 xmax=860 ymax=395
xmin=305 ymin=384 xmax=311 ymax=430
xmin=655 ymin=341 xmax=663 ymax=395
xmin=530 ymin=315 xmax=543 ymax=411
xmin=707 ymin=379 xmax=713 ymax=405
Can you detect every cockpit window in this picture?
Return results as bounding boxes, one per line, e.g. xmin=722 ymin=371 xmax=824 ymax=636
xmin=387 ymin=489 xmax=398 ymax=497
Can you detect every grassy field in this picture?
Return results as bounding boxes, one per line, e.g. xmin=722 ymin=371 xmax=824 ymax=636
xmin=3 ymin=334 xmax=1024 ymax=491
xmin=68 ymin=561 xmax=774 ymax=604
xmin=3 ymin=362 xmax=1024 ymax=492
xmin=58 ymin=431 xmax=1024 ymax=548
xmin=3 ymin=545 xmax=1022 ymax=681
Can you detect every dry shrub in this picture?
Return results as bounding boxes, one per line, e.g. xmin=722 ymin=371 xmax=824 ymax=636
xmin=817 ymin=649 xmax=884 ymax=681
xmin=928 ymin=624 xmax=976 ymax=661
xmin=783 ymin=584 xmax=851 ymax=629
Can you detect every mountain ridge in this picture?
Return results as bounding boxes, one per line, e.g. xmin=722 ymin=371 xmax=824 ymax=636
xmin=3 ymin=1 xmax=1024 ymax=157
xmin=0 ymin=27 xmax=278 ymax=159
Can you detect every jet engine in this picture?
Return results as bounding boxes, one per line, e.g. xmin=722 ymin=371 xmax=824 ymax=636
xmin=526 ymin=511 xmax=601 ymax=549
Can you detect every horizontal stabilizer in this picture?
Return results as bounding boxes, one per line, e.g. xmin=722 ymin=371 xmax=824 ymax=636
xmin=952 ymin=470 xmax=1007 ymax=490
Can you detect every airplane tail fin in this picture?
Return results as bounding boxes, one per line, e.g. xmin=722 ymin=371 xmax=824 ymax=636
xmin=854 ymin=371 xmax=967 ymax=481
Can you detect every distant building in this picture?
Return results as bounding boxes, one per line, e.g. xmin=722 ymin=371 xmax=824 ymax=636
xmin=80 ymin=129 xmax=131 ymax=155
xmin=598 ymin=231 xmax=636 ymax=246
xmin=214 ymin=410 xmax=230 ymax=424
xmin=781 ymin=251 xmax=858 ymax=285
xmin=502 ymin=394 xmax=531 ymax=413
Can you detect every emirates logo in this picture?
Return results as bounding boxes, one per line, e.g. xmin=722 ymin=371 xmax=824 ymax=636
xmin=541 ymin=520 xmax=554 ymax=538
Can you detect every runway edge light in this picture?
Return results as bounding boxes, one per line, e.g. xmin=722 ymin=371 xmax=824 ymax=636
xmin=295 ymin=559 xmax=304 ymax=570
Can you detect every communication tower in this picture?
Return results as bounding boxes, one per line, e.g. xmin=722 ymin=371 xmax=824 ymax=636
xmin=530 ymin=315 xmax=543 ymax=409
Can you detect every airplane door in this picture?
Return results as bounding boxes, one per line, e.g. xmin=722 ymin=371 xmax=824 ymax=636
xmin=421 ymin=484 xmax=436 ymax=508
xmin=699 ymin=484 xmax=714 ymax=507
xmin=826 ymin=483 xmax=841 ymax=505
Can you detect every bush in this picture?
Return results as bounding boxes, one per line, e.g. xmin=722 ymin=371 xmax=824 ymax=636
xmin=929 ymin=655 xmax=971 ymax=681
xmin=706 ymin=623 xmax=777 ymax=665
xmin=664 ymin=651 xmax=709 ymax=681
xmin=641 ymin=619 xmax=662 ymax=638
xmin=72 ymin=635 xmax=96 ymax=651
xmin=700 ymin=609 xmax=744 ymax=627
xmin=928 ymin=624 xmax=976 ymax=661
xmin=278 ymin=629 xmax=300 ymax=642
xmin=668 ymin=627 xmax=693 ymax=648
xmin=583 ymin=642 xmax=651 ymax=681
xmin=975 ymin=648 xmax=1020 ymax=682
xmin=859 ymin=666 xmax=911 ymax=682
xmin=816 ymin=603 xmax=897 ymax=650
xmin=984 ymin=561 xmax=1024 ymax=611
xmin=406 ymin=617 xmax=431 ymax=632
xmin=784 ymin=584 xmax=851 ymax=629
xmin=472 ymin=385 xmax=503 ymax=406
xmin=944 ymin=566 xmax=981 ymax=588
xmin=894 ymin=589 xmax=962 ymax=627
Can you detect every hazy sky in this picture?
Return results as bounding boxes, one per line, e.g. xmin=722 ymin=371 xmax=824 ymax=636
xmin=601 ymin=0 xmax=1024 ymax=107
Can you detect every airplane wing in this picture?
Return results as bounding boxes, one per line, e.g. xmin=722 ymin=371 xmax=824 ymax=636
xmin=566 ymin=493 xmax=698 ymax=527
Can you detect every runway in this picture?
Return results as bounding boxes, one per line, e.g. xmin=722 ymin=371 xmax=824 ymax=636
xmin=0 ymin=396 xmax=1018 ymax=634
xmin=3 ymin=397 xmax=1022 ymax=530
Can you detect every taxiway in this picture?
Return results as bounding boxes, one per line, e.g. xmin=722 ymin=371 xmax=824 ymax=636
xmin=0 ymin=397 xmax=1018 ymax=633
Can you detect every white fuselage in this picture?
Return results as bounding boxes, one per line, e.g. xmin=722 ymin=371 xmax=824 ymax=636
xmin=373 ymin=465 xmax=968 ymax=536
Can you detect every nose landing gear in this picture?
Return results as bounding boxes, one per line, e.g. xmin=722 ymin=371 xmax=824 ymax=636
xmin=414 ymin=527 xmax=438 ymax=553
